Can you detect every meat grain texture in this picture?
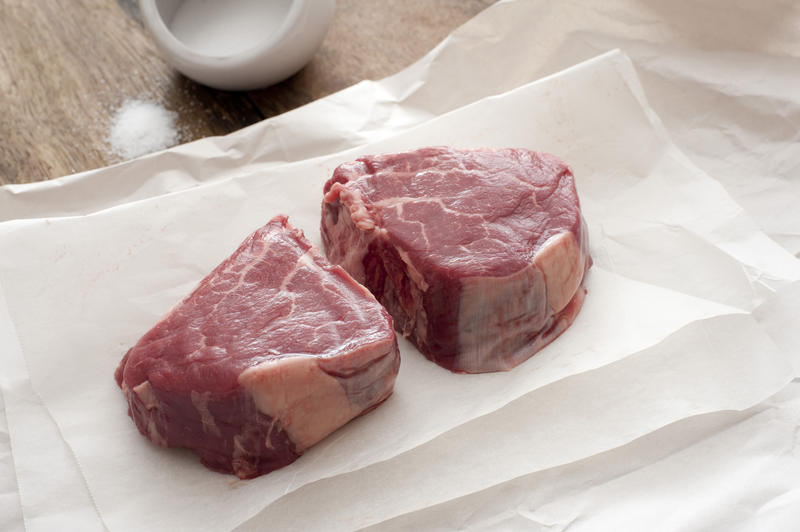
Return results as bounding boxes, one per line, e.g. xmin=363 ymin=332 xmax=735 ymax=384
xmin=115 ymin=216 xmax=400 ymax=478
xmin=321 ymin=147 xmax=591 ymax=373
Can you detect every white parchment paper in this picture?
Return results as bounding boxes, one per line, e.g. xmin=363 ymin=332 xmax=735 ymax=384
xmin=4 ymin=0 xmax=800 ymax=528
xmin=0 ymin=391 xmax=23 ymax=532
xmin=361 ymin=382 xmax=800 ymax=532
xmin=1 ymin=50 xmax=799 ymax=531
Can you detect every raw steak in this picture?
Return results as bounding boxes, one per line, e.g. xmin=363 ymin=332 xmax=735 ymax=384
xmin=115 ymin=215 xmax=400 ymax=478
xmin=321 ymin=147 xmax=590 ymax=373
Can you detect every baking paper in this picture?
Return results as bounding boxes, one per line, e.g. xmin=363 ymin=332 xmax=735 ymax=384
xmin=361 ymin=382 xmax=800 ymax=532
xmin=1 ymin=50 xmax=799 ymax=531
xmin=0 ymin=391 xmax=23 ymax=532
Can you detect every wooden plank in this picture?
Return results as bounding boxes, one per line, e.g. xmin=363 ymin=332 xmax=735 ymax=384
xmin=0 ymin=0 xmax=263 ymax=184
xmin=0 ymin=0 xmax=494 ymax=186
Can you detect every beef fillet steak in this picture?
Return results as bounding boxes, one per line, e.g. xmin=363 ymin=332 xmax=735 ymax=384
xmin=115 ymin=215 xmax=400 ymax=478
xmin=321 ymin=147 xmax=590 ymax=373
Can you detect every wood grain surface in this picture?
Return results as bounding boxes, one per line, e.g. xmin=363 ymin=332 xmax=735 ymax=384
xmin=0 ymin=0 xmax=495 ymax=185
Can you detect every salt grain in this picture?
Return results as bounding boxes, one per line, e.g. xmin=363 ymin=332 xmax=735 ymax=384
xmin=108 ymin=99 xmax=180 ymax=160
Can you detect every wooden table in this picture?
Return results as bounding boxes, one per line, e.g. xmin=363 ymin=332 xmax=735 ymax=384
xmin=0 ymin=0 xmax=494 ymax=186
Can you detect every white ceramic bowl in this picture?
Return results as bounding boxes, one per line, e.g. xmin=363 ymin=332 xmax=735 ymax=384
xmin=139 ymin=0 xmax=336 ymax=91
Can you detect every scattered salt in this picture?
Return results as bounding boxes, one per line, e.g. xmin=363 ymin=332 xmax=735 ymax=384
xmin=108 ymin=99 xmax=180 ymax=160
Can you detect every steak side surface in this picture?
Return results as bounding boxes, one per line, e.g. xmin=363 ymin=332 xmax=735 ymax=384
xmin=115 ymin=215 xmax=400 ymax=478
xmin=321 ymin=147 xmax=591 ymax=373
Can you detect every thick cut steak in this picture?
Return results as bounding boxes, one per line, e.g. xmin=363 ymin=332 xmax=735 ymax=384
xmin=115 ymin=215 xmax=400 ymax=478
xmin=321 ymin=147 xmax=590 ymax=373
